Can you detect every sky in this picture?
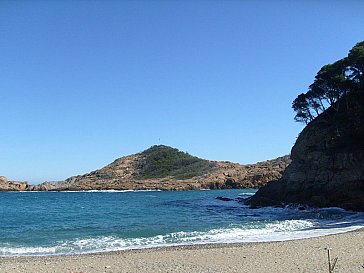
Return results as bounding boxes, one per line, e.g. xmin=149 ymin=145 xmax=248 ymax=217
xmin=1 ymin=1 xmax=363 ymax=183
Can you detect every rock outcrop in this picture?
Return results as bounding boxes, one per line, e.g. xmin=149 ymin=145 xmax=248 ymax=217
xmin=0 ymin=176 xmax=31 ymax=191
xmin=247 ymin=93 xmax=364 ymax=211
xmin=30 ymin=145 xmax=290 ymax=191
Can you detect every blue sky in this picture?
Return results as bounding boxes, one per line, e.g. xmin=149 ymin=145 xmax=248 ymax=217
xmin=1 ymin=1 xmax=363 ymax=183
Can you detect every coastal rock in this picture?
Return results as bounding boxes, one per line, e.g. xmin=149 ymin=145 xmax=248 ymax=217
xmin=0 ymin=176 xmax=8 ymax=188
xmin=0 ymin=176 xmax=30 ymax=191
xmin=247 ymin=93 xmax=364 ymax=211
xmin=0 ymin=176 xmax=7 ymax=182
xmin=216 ymin=196 xmax=234 ymax=201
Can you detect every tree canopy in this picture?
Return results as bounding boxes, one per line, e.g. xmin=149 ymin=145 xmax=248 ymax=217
xmin=293 ymin=41 xmax=364 ymax=124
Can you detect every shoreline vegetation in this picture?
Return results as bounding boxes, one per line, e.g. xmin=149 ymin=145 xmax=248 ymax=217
xmin=1 ymin=228 xmax=363 ymax=273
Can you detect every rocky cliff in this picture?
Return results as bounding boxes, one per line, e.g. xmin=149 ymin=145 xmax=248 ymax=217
xmin=3 ymin=145 xmax=290 ymax=191
xmin=247 ymin=93 xmax=364 ymax=211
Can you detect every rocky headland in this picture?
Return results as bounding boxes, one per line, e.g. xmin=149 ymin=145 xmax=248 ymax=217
xmin=0 ymin=145 xmax=290 ymax=191
xmin=246 ymin=42 xmax=364 ymax=211
xmin=247 ymin=93 xmax=364 ymax=211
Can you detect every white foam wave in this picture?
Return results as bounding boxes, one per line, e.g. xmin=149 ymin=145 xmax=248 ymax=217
xmin=2 ymin=218 xmax=362 ymax=257
xmin=238 ymin=192 xmax=256 ymax=196
xmin=0 ymin=246 xmax=58 ymax=256
xmin=9 ymin=189 xmax=163 ymax=193
xmin=63 ymin=189 xmax=162 ymax=193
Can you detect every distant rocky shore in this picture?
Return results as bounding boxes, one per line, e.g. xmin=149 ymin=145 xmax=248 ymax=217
xmin=0 ymin=146 xmax=290 ymax=191
xmin=0 ymin=176 xmax=32 ymax=191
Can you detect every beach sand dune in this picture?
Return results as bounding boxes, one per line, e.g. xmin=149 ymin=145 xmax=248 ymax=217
xmin=0 ymin=229 xmax=363 ymax=273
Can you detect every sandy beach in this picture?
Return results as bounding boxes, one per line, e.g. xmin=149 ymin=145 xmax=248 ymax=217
xmin=0 ymin=229 xmax=363 ymax=273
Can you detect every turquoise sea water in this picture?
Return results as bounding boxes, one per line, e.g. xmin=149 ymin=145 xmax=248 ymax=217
xmin=0 ymin=189 xmax=363 ymax=256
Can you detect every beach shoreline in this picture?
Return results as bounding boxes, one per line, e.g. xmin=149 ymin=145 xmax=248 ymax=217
xmin=1 ymin=228 xmax=363 ymax=273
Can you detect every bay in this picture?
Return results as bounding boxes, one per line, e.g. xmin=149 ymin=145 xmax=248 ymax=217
xmin=0 ymin=189 xmax=363 ymax=256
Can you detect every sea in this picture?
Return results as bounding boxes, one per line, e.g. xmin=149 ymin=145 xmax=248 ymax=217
xmin=0 ymin=189 xmax=363 ymax=256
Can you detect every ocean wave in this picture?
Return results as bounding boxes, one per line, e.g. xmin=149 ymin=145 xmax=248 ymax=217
xmin=0 ymin=246 xmax=58 ymax=256
xmin=238 ymin=192 xmax=255 ymax=196
xmin=64 ymin=189 xmax=163 ymax=193
xmin=8 ymin=189 xmax=163 ymax=193
xmin=2 ymin=218 xmax=362 ymax=257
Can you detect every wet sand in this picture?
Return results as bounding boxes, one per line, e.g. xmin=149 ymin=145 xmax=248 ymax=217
xmin=1 ymin=229 xmax=363 ymax=273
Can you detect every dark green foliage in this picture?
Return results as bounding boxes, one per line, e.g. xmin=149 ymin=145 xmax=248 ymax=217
xmin=293 ymin=41 xmax=364 ymax=124
xmin=137 ymin=145 xmax=216 ymax=180
xmin=347 ymin=41 xmax=364 ymax=89
xmin=292 ymin=93 xmax=314 ymax=124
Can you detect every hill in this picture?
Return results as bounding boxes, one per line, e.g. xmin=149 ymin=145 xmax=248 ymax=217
xmin=134 ymin=145 xmax=216 ymax=180
xmin=30 ymin=145 xmax=290 ymax=191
